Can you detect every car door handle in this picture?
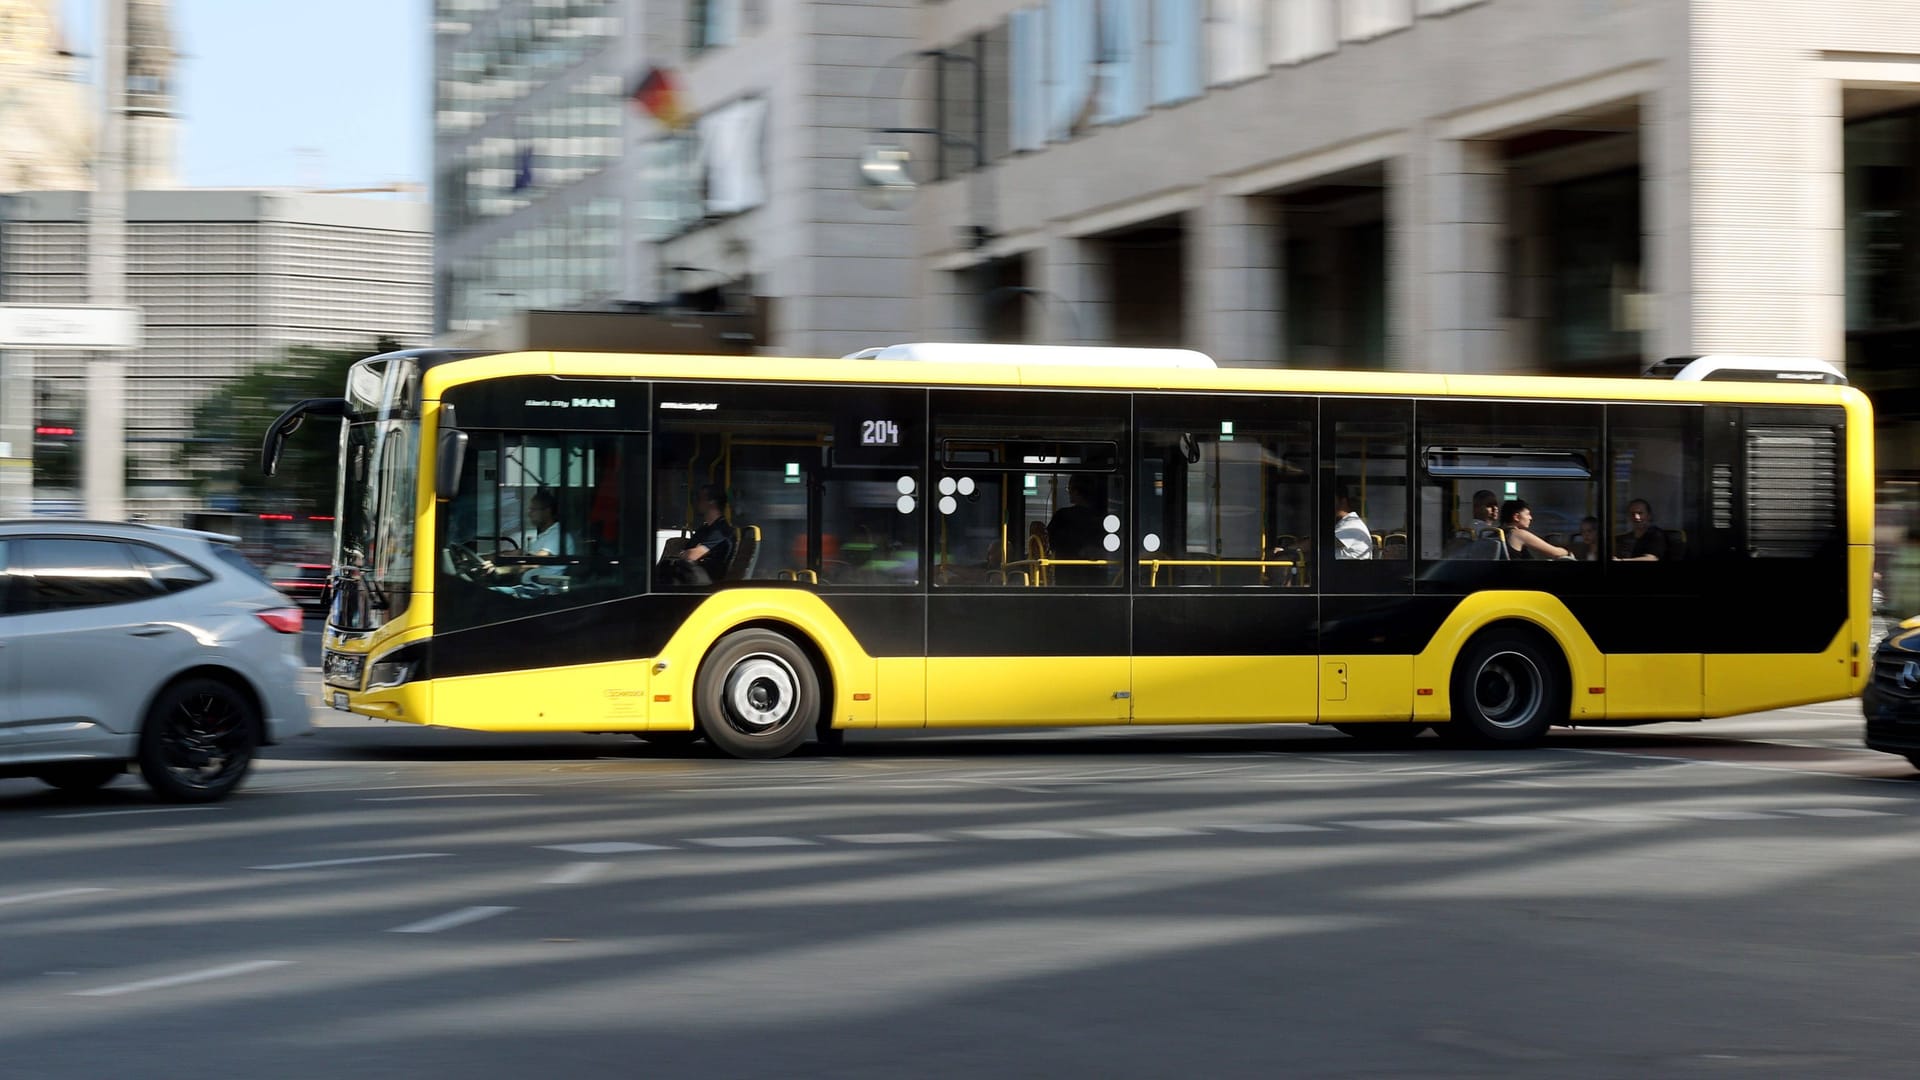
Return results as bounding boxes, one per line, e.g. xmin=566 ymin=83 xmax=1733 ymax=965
xmin=130 ymin=625 xmax=172 ymax=638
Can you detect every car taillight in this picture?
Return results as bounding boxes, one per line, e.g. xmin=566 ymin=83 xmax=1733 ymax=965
xmin=256 ymin=607 xmax=305 ymax=634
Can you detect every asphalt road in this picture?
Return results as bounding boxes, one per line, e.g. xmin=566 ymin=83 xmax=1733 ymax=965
xmin=2 ymin=695 xmax=1916 ymax=1079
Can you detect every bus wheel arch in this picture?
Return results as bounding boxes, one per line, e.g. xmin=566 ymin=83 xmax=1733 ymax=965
xmin=695 ymin=622 xmax=831 ymax=759
xmin=1442 ymin=620 xmax=1570 ymax=747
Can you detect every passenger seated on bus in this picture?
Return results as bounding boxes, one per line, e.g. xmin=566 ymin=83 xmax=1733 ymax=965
xmin=1331 ymin=494 xmax=1374 ymax=559
xmin=1470 ymin=489 xmax=1500 ymax=533
xmin=1613 ymin=498 xmax=1669 ymax=562
xmin=1047 ymin=475 xmax=1109 ymax=586
xmin=1501 ymin=500 xmax=1572 ymax=561
xmin=1569 ymin=516 xmax=1601 ymax=561
xmin=662 ymin=483 xmax=736 ymax=584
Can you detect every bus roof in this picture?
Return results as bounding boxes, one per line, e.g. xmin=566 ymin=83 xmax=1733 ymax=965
xmin=841 ymin=342 xmax=1217 ymax=369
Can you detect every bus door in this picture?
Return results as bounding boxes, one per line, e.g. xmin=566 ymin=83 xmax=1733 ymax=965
xmin=925 ymin=389 xmax=1130 ymax=725
xmin=1592 ymin=404 xmax=1706 ymax=720
xmin=1318 ymin=399 xmax=1416 ymax=721
xmin=1699 ymin=404 xmax=1850 ymax=714
xmin=1130 ymin=393 xmax=1319 ymax=723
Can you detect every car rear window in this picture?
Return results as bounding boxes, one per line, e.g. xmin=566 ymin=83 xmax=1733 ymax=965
xmin=214 ymin=546 xmax=278 ymax=588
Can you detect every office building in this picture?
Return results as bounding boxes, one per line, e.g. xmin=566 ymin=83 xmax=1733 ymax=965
xmin=0 ymin=189 xmax=431 ymax=521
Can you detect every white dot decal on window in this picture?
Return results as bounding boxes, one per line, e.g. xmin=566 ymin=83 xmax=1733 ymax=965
xmin=957 ymin=476 xmax=976 ymax=496
xmin=938 ymin=476 xmax=957 ymax=496
xmin=1103 ymin=534 xmax=1122 ymax=553
xmin=1103 ymin=514 xmax=1120 ymax=533
xmin=939 ymin=495 xmax=957 ymax=516
xmin=1142 ymin=533 xmax=1162 ymax=552
xmin=896 ymin=495 xmax=916 ymax=514
xmin=897 ymin=476 xmax=916 ymax=495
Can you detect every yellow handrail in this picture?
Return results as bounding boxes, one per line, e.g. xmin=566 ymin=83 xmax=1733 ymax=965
xmin=1139 ymin=558 xmax=1297 ymax=588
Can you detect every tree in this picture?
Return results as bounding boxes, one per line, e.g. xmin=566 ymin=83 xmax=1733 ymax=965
xmin=179 ymin=338 xmax=401 ymax=515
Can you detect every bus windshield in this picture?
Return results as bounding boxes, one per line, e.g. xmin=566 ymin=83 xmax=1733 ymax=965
xmin=330 ymin=355 xmax=421 ymax=631
xmin=334 ymin=418 xmax=418 ymax=630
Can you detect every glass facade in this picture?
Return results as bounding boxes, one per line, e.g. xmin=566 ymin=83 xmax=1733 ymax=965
xmin=433 ymin=0 xmax=627 ymax=335
xmin=1843 ymin=107 xmax=1920 ymax=622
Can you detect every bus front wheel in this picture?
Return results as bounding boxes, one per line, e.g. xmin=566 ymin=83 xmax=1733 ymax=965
xmin=1444 ymin=628 xmax=1567 ymax=747
xmin=696 ymin=629 xmax=822 ymax=759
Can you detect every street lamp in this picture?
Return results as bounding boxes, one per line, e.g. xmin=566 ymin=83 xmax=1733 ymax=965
xmin=855 ymin=48 xmax=993 ymax=247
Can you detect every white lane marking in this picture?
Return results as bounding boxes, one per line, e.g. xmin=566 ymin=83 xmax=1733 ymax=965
xmin=1087 ymin=825 xmax=1205 ymax=838
xmin=360 ymin=794 xmax=542 ymax=802
xmin=389 ymin=906 xmax=515 ymax=934
xmin=0 ymin=887 xmax=112 ymax=908
xmin=1211 ymin=823 xmax=1333 ymax=834
xmin=1452 ymin=815 xmax=1563 ymax=827
xmin=542 ymin=862 xmax=610 ymax=885
xmin=72 ymin=959 xmax=293 ymax=998
xmin=542 ymin=842 xmax=672 ymax=854
xmin=689 ymin=836 xmax=820 ymax=848
xmin=1569 ymin=747 xmax=1920 ymax=784
xmin=251 ymin=853 xmax=452 ymax=871
xmin=955 ymin=827 xmax=1082 ymax=840
xmin=1663 ymin=809 xmax=1781 ymax=821
xmin=1553 ymin=810 xmax=1670 ymax=823
xmin=45 ymin=807 xmax=222 ymax=821
xmin=826 ymin=833 xmax=950 ymax=845
xmin=1331 ymin=819 xmax=1453 ymax=831
xmin=1784 ymin=807 xmax=1898 ymax=818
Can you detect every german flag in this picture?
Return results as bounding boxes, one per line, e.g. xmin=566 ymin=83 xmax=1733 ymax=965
xmin=630 ymin=67 xmax=687 ymax=130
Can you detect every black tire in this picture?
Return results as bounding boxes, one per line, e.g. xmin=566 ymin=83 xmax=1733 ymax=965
xmin=1334 ymin=723 xmax=1429 ymax=746
xmin=815 ymin=721 xmax=846 ymax=752
xmin=695 ymin=629 xmax=822 ymax=760
xmin=137 ymin=677 xmax=260 ymax=803
xmin=33 ymin=762 xmax=126 ymax=792
xmin=1444 ymin=628 xmax=1567 ymax=747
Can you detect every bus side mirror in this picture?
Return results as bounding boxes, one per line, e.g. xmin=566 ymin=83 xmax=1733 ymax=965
xmin=436 ymin=427 xmax=468 ymax=500
xmin=261 ymin=397 xmax=348 ymax=477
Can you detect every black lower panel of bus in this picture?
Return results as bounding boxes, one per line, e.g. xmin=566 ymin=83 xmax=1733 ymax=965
xmin=926 ymin=593 xmax=1130 ymax=657
xmin=430 ymin=593 xmax=703 ymax=680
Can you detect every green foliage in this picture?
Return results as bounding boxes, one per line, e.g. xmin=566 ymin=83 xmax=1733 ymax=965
xmin=180 ymin=337 xmax=401 ymax=514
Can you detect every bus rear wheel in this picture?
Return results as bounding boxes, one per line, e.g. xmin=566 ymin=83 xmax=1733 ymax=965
xmin=1444 ymin=628 xmax=1567 ymax=747
xmin=695 ymin=629 xmax=821 ymax=759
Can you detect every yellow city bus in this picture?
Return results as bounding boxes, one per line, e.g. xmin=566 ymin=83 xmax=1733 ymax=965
xmin=264 ymin=345 xmax=1873 ymax=757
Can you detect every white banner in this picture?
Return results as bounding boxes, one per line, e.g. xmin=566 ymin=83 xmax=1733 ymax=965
xmin=0 ymin=305 xmax=143 ymax=350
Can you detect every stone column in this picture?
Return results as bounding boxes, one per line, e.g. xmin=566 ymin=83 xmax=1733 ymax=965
xmin=0 ymin=349 xmax=34 ymax=518
xmin=1039 ymin=233 xmax=1109 ymax=345
xmin=1186 ymin=187 xmax=1283 ymax=367
xmin=1424 ymin=134 xmax=1508 ymax=372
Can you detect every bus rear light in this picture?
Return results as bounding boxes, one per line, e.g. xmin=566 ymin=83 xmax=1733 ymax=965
xmin=1588 ymin=687 xmax=1606 ymax=695
xmin=256 ymin=607 xmax=304 ymax=634
xmin=1415 ymin=688 xmax=1433 ymax=696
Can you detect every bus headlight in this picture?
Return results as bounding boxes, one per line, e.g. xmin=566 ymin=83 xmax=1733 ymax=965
xmin=365 ymin=659 xmax=414 ymax=689
xmin=365 ymin=642 xmax=430 ymax=690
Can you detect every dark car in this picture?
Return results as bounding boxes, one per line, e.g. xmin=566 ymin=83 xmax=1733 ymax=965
xmin=269 ymin=562 xmax=332 ymax=613
xmin=1864 ymin=616 xmax=1920 ymax=770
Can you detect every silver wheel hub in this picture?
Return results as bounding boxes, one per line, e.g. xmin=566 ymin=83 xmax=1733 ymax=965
xmin=724 ymin=654 xmax=799 ymax=731
xmin=1474 ymin=650 xmax=1543 ymax=729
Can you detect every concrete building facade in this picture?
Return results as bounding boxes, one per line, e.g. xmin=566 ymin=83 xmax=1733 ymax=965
xmin=0 ymin=189 xmax=431 ymax=521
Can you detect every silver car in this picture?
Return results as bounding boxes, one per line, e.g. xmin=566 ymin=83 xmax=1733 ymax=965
xmin=0 ymin=521 xmax=312 ymax=802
